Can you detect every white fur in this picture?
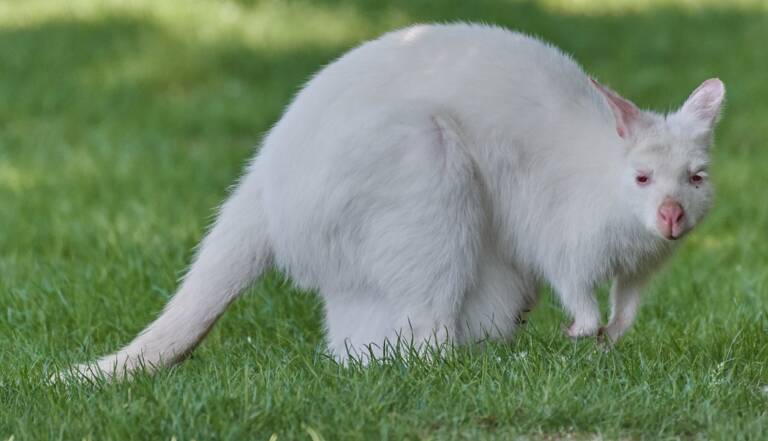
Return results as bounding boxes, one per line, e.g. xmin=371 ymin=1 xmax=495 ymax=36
xmin=62 ymin=23 xmax=724 ymax=380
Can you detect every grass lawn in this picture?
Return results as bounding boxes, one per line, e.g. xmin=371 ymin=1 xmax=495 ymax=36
xmin=2 ymin=0 xmax=768 ymax=439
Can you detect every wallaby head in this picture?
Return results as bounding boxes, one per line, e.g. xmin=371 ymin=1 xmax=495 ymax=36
xmin=593 ymin=78 xmax=725 ymax=241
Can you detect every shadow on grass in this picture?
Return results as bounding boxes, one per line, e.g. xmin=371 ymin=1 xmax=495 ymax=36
xmin=0 ymin=15 xmax=339 ymax=146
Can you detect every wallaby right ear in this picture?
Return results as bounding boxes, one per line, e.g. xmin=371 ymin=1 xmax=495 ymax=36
xmin=590 ymin=78 xmax=642 ymax=139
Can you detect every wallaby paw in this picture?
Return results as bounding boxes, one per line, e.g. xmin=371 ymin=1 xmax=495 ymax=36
xmin=564 ymin=321 xmax=599 ymax=340
xmin=596 ymin=324 xmax=622 ymax=349
xmin=596 ymin=327 xmax=614 ymax=351
xmin=514 ymin=309 xmax=531 ymax=326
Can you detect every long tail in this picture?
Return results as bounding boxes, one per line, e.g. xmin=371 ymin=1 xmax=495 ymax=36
xmin=71 ymin=162 xmax=272 ymax=381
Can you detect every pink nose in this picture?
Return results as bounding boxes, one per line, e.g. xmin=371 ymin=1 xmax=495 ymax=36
xmin=657 ymin=200 xmax=685 ymax=239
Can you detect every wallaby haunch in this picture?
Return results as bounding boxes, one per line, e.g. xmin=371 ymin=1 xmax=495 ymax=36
xmin=63 ymin=23 xmax=725 ymax=381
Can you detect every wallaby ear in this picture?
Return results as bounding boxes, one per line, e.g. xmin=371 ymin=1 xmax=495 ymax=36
xmin=677 ymin=78 xmax=725 ymax=131
xmin=590 ymin=78 xmax=641 ymax=139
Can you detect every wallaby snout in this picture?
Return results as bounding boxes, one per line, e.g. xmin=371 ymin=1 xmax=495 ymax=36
xmin=657 ymin=199 xmax=686 ymax=240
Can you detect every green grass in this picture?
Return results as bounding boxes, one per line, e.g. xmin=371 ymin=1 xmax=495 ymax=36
xmin=2 ymin=0 xmax=768 ymax=439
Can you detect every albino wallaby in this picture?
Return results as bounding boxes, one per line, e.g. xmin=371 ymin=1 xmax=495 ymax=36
xmin=63 ymin=23 xmax=725 ymax=381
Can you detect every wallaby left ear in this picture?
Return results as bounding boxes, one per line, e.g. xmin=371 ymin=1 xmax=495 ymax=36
xmin=677 ymin=78 xmax=726 ymax=131
xmin=673 ymin=78 xmax=725 ymax=137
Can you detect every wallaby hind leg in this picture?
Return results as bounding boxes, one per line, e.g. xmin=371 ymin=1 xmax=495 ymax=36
xmin=321 ymin=113 xmax=485 ymax=364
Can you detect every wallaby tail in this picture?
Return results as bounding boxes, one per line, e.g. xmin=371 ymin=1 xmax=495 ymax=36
xmin=67 ymin=165 xmax=272 ymax=381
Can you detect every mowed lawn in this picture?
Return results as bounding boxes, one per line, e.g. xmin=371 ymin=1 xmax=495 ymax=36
xmin=2 ymin=0 xmax=767 ymax=439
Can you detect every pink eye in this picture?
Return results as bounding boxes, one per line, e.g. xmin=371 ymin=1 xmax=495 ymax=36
xmin=635 ymin=175 xmax=650 ymax=186
xmin=690 ymin=174 xmax=704 ymax=184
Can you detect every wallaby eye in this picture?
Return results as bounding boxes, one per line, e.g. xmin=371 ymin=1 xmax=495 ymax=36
xmin=690 ymin=173 xmax=705 ymax=185
xmin=635 ymin=174 xmax=650 ymax=186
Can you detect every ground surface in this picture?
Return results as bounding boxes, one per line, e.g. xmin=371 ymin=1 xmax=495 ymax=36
xmin=1 ymin=0 xmax=767 ymax=439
